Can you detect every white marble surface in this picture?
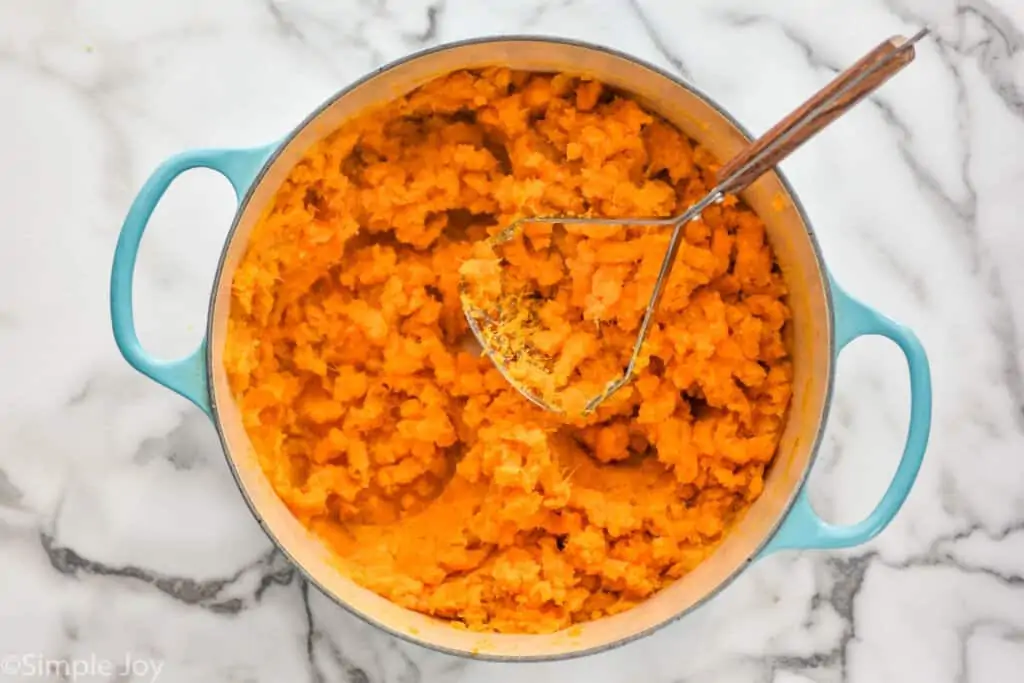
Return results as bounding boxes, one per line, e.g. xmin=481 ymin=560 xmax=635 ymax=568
xmin=1 ymin=0 xmax=1023 ymax=681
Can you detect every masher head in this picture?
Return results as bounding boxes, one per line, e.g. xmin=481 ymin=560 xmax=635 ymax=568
xmin=458 ymin=215 xmax=678 ymax=416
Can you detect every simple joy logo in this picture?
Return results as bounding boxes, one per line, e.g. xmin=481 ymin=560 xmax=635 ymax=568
xmin=1 ymin=653 xmax=164 ymax=681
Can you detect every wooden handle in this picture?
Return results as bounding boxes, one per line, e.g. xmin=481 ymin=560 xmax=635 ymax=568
xmin=716 ymin=32 xmax=922 ymax=195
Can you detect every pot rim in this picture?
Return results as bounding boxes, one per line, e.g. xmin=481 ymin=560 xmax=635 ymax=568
xmin=205 ymin=34 xmax=836 ymax=661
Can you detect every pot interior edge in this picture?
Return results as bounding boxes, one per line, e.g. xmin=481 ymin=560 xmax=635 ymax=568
xmin=207 ymin=38 xmax=834 ymax=660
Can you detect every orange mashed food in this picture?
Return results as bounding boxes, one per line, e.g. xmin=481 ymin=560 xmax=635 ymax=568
xmin=224 ymin=68 xmax=792 ymax=634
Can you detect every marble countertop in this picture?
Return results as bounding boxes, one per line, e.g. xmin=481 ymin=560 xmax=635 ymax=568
xmin=2 ymin=0 xmax=1023 ymax=681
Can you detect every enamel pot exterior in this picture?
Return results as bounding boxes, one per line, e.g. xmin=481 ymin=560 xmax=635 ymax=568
xmin=111 ymin=37 xmax=932 ymax=660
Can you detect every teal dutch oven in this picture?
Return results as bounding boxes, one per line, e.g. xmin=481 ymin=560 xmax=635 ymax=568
xmin=110 ymin=37 xmax=932 ymax=660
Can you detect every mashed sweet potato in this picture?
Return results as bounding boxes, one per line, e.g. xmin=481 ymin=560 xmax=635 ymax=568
xmin=224 ymin=68 xmax=792 ymax=634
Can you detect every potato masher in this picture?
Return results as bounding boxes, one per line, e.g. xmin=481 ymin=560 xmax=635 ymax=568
xmin=460 ymin=28 xmax=929 ymax=415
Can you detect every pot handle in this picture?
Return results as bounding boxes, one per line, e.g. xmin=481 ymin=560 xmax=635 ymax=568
xmin=110 ymin=144 xmax=275 ymax=417
xmin=761 ymin=281 xmax=932 ymax=554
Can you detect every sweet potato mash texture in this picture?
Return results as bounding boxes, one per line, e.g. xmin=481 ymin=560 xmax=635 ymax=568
xmin=225 ymin=68 xmax=792 ymax=634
